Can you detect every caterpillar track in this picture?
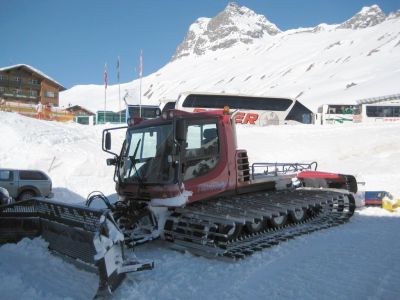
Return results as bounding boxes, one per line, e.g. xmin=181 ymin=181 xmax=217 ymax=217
xmin=164 ymin=188 xmax=356 ymax=259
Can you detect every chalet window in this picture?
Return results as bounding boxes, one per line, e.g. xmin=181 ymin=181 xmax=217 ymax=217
xmin=29 ymin=79 xmax=39 ymax=84
xmin=0 ymin=75 xmax=7 ymax=81
xmin=45 ymin=91 xmax=56 ymax=98
xmin=15 ymin=77 xmax=21 ymax=82
xmin=29 ymin=90 xmax=38 ymax=97
xmin=0 ymin=87 xmax=5 ymax=92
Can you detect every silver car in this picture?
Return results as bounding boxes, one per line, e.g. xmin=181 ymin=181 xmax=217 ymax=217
xmin=0 ymin=169 xmax=53 ymax=201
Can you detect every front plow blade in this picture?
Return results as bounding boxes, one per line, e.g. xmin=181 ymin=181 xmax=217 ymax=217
xmin=0 ymin=199 xmax=153 ymax=297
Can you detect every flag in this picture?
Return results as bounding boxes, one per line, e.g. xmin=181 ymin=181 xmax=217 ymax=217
xmin=104 ymin=63 xmax=108 ymax=89
xmin=116 ymin=56 xmax=120 ymax=81
xmin=139 ymin=49 xmax=143 ymax=78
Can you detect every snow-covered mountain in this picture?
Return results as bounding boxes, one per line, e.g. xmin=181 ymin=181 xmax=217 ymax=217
xmin=60 ymin=3 xmax=400 ymax=112
xmin=172 ymin=2 xmax=280 ymax=60
xmin=337 ymin=5 xmax=387 ymax=29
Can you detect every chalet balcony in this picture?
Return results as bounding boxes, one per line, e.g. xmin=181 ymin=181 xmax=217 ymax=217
xmin=2 ymin=92 xmax=40 ymax=101
xmin=0 ymin=79 xmax=41 ymax=90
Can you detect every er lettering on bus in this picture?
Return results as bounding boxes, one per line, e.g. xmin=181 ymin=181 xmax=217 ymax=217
xmin=235 ymin=112 xmax=259 ymax=125
xmin=235 ymin=112 xmax=245 ymax=124
xmin=243 ymin=113 xmax=259 ymax=125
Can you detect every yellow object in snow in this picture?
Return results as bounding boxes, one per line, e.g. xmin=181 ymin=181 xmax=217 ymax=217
xmin=382 ymin=196 xmax=400 ymax=212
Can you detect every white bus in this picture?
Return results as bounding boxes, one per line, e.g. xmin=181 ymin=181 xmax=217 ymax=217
xmin=353 ymin=102 xmax=400 ymax=123
xmin=172 ymin=92 xmax=314 ymax=126
xmin=316 ymin=104 xmax=356 ymax=125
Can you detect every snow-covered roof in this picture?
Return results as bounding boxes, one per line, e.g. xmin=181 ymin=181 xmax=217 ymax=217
xmin=0 ymin=64 xmax=66 ymax=91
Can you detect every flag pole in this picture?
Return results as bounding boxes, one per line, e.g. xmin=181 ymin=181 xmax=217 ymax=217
xmin=104 ymin=63 xmax=108 ymax=124
xmin=117 ymin=56 xmax=121 ymax=123
xmin=139 ymin=49 xmax=143 ymax=118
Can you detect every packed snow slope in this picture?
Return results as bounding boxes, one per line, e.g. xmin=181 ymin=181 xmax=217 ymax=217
xmin=60 ymin=3 xmax=400 ymax=112
xmin=1 ymin=111 xmax=400 ymax=299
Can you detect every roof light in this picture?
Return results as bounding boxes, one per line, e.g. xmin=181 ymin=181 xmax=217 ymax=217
xmin=127 ymin=118 xmax=134 ymax=126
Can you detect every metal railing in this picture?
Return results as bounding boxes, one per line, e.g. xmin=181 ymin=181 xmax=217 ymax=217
xmin=251 ymin=162 xmax=317 ymax=179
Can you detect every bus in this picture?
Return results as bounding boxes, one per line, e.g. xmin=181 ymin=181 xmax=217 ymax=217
xmin=316 ymin=104 xmax=356 ymax=124
xmin=353 ymin=101 xmax=400 ymax=123
xmin=173 ymin=92 xmax=314 ymax=126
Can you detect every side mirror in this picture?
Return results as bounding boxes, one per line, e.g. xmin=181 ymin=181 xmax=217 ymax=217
xmin=106 ymin=158 xmax=116 ymax=166
xmin=176 ymin=119 xmax=186 ymax=141
xmin=105 ymin=132 xmax=111 ymax=150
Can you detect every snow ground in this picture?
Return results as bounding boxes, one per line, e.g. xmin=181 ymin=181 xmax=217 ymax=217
xmin=0 ymin=111 xmax=399 ymax=299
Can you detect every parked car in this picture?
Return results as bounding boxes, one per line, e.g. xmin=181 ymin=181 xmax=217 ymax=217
xmin=0 ymin=168 xmax=53 ymax=201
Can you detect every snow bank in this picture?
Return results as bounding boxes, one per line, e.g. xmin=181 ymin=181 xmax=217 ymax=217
xmin=0 ymin=112 xmax=125 ymax=204
xmin=1 ymin=111 xmax=400 ymax=299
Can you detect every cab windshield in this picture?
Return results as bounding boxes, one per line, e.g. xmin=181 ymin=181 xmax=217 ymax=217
xmin=119 ymin=123 xmax=175 ymax=184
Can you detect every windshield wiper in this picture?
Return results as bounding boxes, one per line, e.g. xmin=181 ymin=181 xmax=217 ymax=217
xmin=127 ymin=139 xmax=145 ymax=187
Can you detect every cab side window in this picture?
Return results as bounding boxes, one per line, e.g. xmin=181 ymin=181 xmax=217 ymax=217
xmin=184 ymin=122 xmax=219 ymax=180
xmin=0 ymin=170 xmax=13 ymax=181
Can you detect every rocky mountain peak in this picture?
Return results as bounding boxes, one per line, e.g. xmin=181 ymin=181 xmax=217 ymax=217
xmin=171 ymin=2 xmax=280 ymax=61
xmin=387 ymin=10 xmax=400 ymax=20
xmin=337 ymin=5 xmax=386 ymax=29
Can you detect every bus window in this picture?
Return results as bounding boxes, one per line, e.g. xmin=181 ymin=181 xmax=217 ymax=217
xmin=327 ymin=105 xmax=354 ymax=115
xmin=394 ymin=107 xmax=400 ymax=117
xmin=366 ymin=106 xmax=378 ymax=117
xmin=182 ymin=94 xmax=292 ymax=111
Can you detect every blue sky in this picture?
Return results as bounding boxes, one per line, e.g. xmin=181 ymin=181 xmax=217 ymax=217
xmin=1 ymin=0 xmax=399 ymax=89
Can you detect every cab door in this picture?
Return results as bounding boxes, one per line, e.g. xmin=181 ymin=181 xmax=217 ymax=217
xmin=182 ymin=119 xmax=230 ymax=203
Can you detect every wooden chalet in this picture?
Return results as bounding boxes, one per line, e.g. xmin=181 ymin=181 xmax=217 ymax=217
xmin=0 ymin=64 xmax=66 ymax=107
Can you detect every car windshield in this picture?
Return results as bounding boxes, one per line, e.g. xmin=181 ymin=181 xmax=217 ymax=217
xmin=119 ymin=123 xmax=175 ymax=184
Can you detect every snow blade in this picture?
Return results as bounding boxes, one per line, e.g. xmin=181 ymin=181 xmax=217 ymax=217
xmin=0 ymin=199 xmax=154 ymax=296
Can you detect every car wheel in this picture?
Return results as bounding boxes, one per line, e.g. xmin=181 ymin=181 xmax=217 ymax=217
xmin=18 ymin=191 xmax=36 ymax=201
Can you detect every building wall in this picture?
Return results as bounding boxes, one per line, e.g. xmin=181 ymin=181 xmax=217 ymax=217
xmin=65 ymin=106 xmax=95 ymax=116
xmin=0 ymin=69 xmax=41 ymax=105
xmin=40 ymin=80 xmax=59 ymax=106
xmin=0 ymin=66 xmax=62 ymax=107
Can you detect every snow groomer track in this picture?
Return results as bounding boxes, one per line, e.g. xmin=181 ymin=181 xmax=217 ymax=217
xmin=164 ymin=188 xmax=356 ymax=259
